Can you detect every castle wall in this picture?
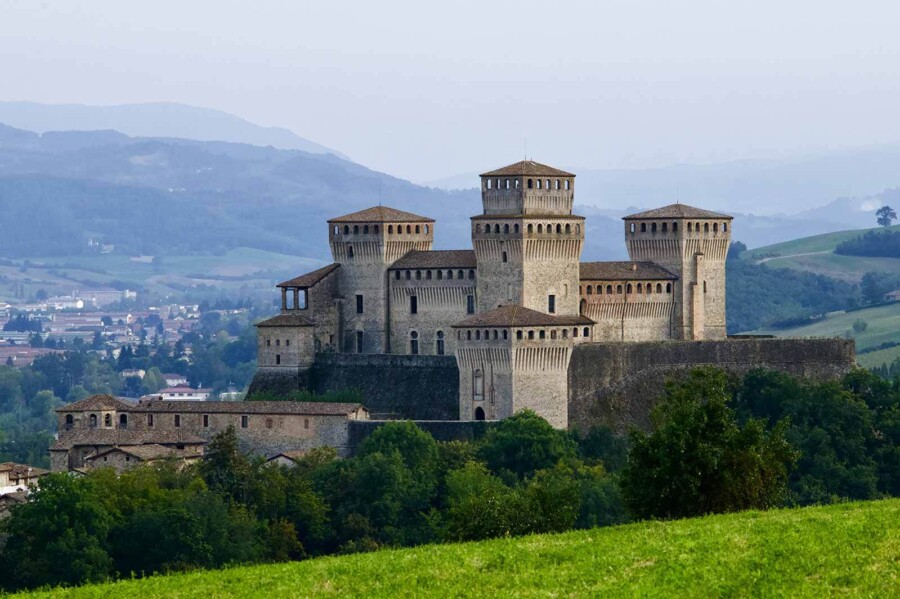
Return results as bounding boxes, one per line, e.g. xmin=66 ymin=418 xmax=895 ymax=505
xmin=257 ymin=326 xmax=316 ymax=369
xmin=568 ymin=338 xmax=857 ymax=434
xmin=456 ymin=341 xmax=513 ymax=421
xmin=309 ymin=353 xmax=460 ymax=420
xmin=388 ymin=270 xmax=475 ymax=356
xmin=307 ymin=270 xmax=341 ymax=352
xmin=580 ymin=281 xmax=675 ymax=341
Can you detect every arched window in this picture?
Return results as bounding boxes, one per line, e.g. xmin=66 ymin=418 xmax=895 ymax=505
xmin=486 ymin=179 xmax=492 ymax=190
xmin=468 ymin=270 xmax=475 ymax=280
xmin=516 ymin=330 xmax=523 ymax=340
xmin=492 ymin=330 xmax=498 ymax=340
xmin=407 ymin=225 xmax=412 ymax=234
xmin=515 ymin=179 xmax=520 ymax=189
xmin=347 ymin=245 xmax=354 ymax=258
xmin=527 ymin=178 xmax=534 ymax=189
xmin=416 ymin=270 xmax=422 ymax=280
xmin=343 ymin=225 xmax=350 ymax=235
xmin=405 ymin=270 xmax=411 ymax=280
xmin=688 ymin=222 xmax=692 ymax=232
xmin=713 ymin=223 xmax=719 ymax=232
xmin=458 ymin=270 xmax=464 ymax=279
xmin=374 ymin=225 xmax=379 ymax=234
xmin=657 ymin=283 xmax=663 ymax=293
xmin=415 ymin=225 xmax=421 ymax=234
xmin=565 ymin=224 xmax=571 ymax=234
xmin=537 ymin=179 xmax=542 ymax=189
xmin=583 ymin=327 xmax=590 ymax=338
xmin=651 ymin=223 xmax=657 ymax=233
xmin=586 ymin=285 xmax=593 ymax=295
xmin=673 ymin=222 xmax=678 ymax=232
xmin=573 ymin=327 xmax=579 ymax=338
xmin=617 ymin=285 xmax=623 ymax=294
xmin=475 ymin=406 xmax=485 ymax=421
xmin=514 ymin=224 xmax=519 ymax=233
xmin=119 ymin=414 xmax=127 ymax=428
xmin=467 ymin=330 xmax=472 ymax=340
xmin=555 ymin=179 xmax=561 ymax=190
xmin=537 ymin=224 xmax=543 ymax=233
xmin=426 ymin=270 xmax=432 ymax=279
xmin=641 ymin=223 xmax=647 ymax=232
xmin=580 ymin=299 xmax=587 ymax=314
xmin=447 ymin=270 xmax=454 ymax=279
xmin=662 ymin=222 xmax=668 ymax=233
xmin=89 ymin=414 xmax=97 ymax=428
xmin=723 ymin=222 xmax=728 ymax=232
xmin=551 ymin=329 xmax=557 ymax=339
xmin=528 ymin=224 xmax=534 ymax=233
xmin=607 ymin=285 xmax=613 ymax=294
xmin=556 ymin=224 xmax=562 ymax=233
xmin=435 ymin=331 xmax=445 ymax=355
xmin=502 ymin=330 xmax=508 ymax=340
xmin=475 ymin=330 xmax=481 ymax=340
xmin=637 ymin=283 xmax=643 ymax=294
xmin=437 ymin=270 xmax=443 ymax=280
xmin=104 ymin=413 xmax=112 ymax=427
xmin=494 ymin=224 xmax=500 ymax=234
xmin=646 ymin=284 xmax=652 ymax=295
xmin=528 ymin=330 xmax=535 ymax=340
xmin=475 ymin=224 xmax=481 ymax=234
xmin=502 ymin=251 xmax=508 ymax=263
xmin=333 ymin=225 xmax=339 ymax=235
xmin=546 ymin=179 xmax=551 ymax=189
xmin=353 ymin=225 xmax=359 ymax=234
xmin=565 ymin=180 xmax=570 ymax=190
xmin=626 ymin=283 xmax=633 ymax=294
xmin=505 ymin=179 xmax=510 ymax=189
xmin=666 ymin=283 xmax=672 ymax=293
xmin=562 ymin=329 xmax=568 ymax=338
xmin=704 ymin=223 xmax=710 ymax=233
xmin=546 ymin=224 xmax=552 ymax=234
xmin=410 ymin=331 xmax=419 ymax=355
xmin=65 ymin=414 xmax=74 ymax=429
xmin=539 ymin=330 xmax=546 ymax=339
xmin=630 ymin=222 xmax=636 ymax=233
xmin=504 ymin=223 xmax=510 ymax=234
xmin=363 ymin=225 xmax=369 ymax=234
xmin=395 ymin=271 xmax=400 ymax=280
xmin=496 ymin=179 xmax=500 ymax=189
xmin=425 ymin=224 xmax=429 ymax=234
xmin=576 ymin=224 xmax=581 ymax=234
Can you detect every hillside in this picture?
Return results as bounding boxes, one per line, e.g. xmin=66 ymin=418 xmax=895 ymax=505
xmin=745 ymin=224 xmax=900 ymax=283
xmin=18 ymin=499 xmax=899 ymax=598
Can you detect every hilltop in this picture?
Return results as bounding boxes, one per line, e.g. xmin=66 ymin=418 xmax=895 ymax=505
xmin=18 ymin=499 xmax=900 ymax=598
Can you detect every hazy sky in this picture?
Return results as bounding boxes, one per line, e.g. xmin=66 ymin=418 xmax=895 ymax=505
xmin=3 ymin=0 xmax=900 ymax=182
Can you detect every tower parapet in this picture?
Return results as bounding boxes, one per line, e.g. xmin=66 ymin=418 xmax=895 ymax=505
xmin=623 ymin=205 xmax=732 ymax=340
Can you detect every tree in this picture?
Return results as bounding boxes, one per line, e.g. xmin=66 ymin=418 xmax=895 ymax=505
xmin=876 ymin=205 xmax=897 ymax=228
xmin=621 ymin=368 xmax=797 ymax=520
xmin=853 ymin=318 xmax=868 ymax=334
xmin=477 ymin=410 xmax=578 ymax=480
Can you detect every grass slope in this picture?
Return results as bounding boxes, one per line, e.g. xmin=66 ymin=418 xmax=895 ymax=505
xmin=749 ymin=302 xmax=900 ymax=367
xmin=745 ymin=224 xmax=900 ymax=283
xmin=20 ymin=499 xmax=900 ymax=598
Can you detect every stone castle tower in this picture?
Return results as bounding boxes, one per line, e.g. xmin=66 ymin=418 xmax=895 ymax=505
xmin=474 ymin=161 xmax=584 ymax=315
xmin=623 ymin=205 xmax=732 ymax=340
xmin=328 ymin=207 xmax=434 ymax=353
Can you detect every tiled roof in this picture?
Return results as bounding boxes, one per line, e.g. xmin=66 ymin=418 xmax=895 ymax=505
xmin=580 ymin=262 xmax=678 ymax=281
xmin=267 ymin=449 xmax=309 ymax=462
xmin=389 ymin=250 xmax=477 ymax=270
xmin=57 ymin=395 xmax=136 ymax=413
xmin=277 ymin=263 xmax=340 ymax=288
xmin=135 ymin=400 xmax=367 ymax=416
xmin=480 ymin=160 xmax=575 ymax=178
xmin=51 ymin=429 xmax=207 ymax=451
xmin=453 ymin=305 xmax=593 ymax=328
xmin=0 ymin=462 xmax=49 ymax=478
xmin=87 ymin=444 xmax=179 ymax=462
xmin=255 ymin=313 xmax=315 ymax=328
xmin=623 ymin=204 xmax=733 ymax=220
xmin=328 ymin=206 xmax=433 ymax=223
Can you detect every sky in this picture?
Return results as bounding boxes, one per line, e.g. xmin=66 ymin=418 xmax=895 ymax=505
xmin=2 ymin=0 xmax=900 ymax=182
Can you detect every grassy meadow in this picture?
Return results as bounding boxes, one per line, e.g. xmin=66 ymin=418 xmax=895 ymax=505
xmin=18 ymin=499 xmax=900 ymax=598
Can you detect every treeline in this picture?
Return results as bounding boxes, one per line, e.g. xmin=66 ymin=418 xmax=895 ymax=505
xmin=2 ymin=367 xmax=898 ymax=592
xmin=726 ymin=243 xmax=860 ymax=332
xmin=835 ymin=229 xmax=900 ymax=258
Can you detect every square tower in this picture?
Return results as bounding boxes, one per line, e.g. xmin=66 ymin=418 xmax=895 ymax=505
xmin=474 ymin=161 xmax=585 ymax=316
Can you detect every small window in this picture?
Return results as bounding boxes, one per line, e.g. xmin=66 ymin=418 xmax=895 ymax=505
xmin=704 ymin=223 xmax=710 ymax=232
xmin=119 ymin=414 xmax=127 ymax=429
xmin=266 ymin=339 xmax=271 ymax=347
xmin=388 ymin=225 xmax=394 ymax=234
xmin=410 ymin=296 xmax=418 ymax=314
xmin=175 ymin=414 xmax=181 ymax=428
xmin=436 ymin=331 xmax=445 ymax=355
xmin=502 ymin=251 xmax=508 ymax=263
xmin=437 ymin=270 xmax=443 ymax=280
xmin=333 ymin=225 xmax=339 ymax=235
xmin=406 ymin=270 xmax=411 ymax=280
xmin=241 ymin=415 xmax=249 ymax=428
xmin=348 ymin=245 xmax=354 ymax=258
xmin=304 ymin=418 xmax=310 ymax=430
xmin=363 ymin=225 xmax=369 ymax=234
xmin=343 ymin=225 xmax=350 ymax=235
xmin=104 ymin=414 xmax=112 ymax=427
xmin=374 ymin=225 xmax=379 ymax=234
xmin=415 ymin=225 xmax=421 ymax=234
xmin=276 ymin=354 xmax=281 ymax=365
xmin=276 ymin=339 xmax=280 ymax=346
xmin=447 ymin=270 xmax=453 ymax=279
xmin=673 ymin=222 xmax=678 ymax=232
xmin=407 ymin=225 xmax=412 ymax=234
xmin=469 ymin=270 xmax=475 ymax=280
xmin=539 ymin=330 xmax=546 ymax=339
xmin=583 ymin=327 xmax=590 ymax=338
xmin=527 ymin=178 xmax=533 ymax=189
xmin=548 ymin=295 xmax=556 ymax=313
xmin=528 ymin=331 xmax=535 ymax=340
xmin=637 ymin=283 xmax=643 ymax=294
xmin=651 ymin=223 xmax=657 ymax=233
xmin=266 ymin=418 xmax=273 ymax=429
xmin=410 ymin=331 xmax=419 ymax=355
xmin=203 ymin=414 xmax=209 ymax=428
xmin=662 ymin=222 xmax=668 ymax=233
xmin=587 ymin=286 xmax=593 ymax=295
xmin=416 ymin=270 xmax=422 ymax=280
xmin=502 ymin=330 xmax=508 ymax=340
xmin=537 ymin=179 xmax=542 ymax=189
xmin=147 ymin=414 xmax=154 ymax=427
xmin=617 ymin=285 xmax=623 ymax=294
xmin=487 ymin=178 xmax=492 ymax=190
xmin=394 ymin=270 xmax=400 ymax=280
xmin=65 ymin=414 xmax=74 ymax=429
xmin=607 ymin=285 xmax=613 ymax=294
xmin=555 ymin=179 xmax=560 ymax=190
xmin=494 ymin=224 xmax=500 ymax=234
xmin=723 ymin=222 xmax=728 ymax=232
xmin=458 ymin=270 xmax=464 ymax=279
xmin=565 ymin=180 xmax=570 ymax=190
xmin=356 ymin=294 xmax=364 ymax=314
xmin=426 ymin=270 xmax=432 ymax=279
xmin=505 ymin=178 xmax=510 ymax=189
xmin=657 ymin=283 xmax=663 ymax=293
xmin=573 ymin=327 xmax=578 ymax=338
xmin=641 ymin=223 xmax=647 ymax=232
xmin=627 ymin=284 xmax=633 ymax=294
xmin=666 ymin=283 xmax=672 ymax=293
xmin=516 ymin=330 xmax=523 ymax=340
xmin=466 ymin=295 xmax=475 ymax=314
xmin=704 ymin=281 xmax=708 ymax=293
xmin=356 ymin=331 xmax=364 ymax=353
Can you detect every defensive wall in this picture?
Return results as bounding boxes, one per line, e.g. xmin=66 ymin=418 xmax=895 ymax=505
xmin=249 ymin=338 xmax=856 ymax=436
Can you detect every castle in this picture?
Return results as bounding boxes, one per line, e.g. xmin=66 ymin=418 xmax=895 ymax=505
xmin=256 ymin=160 xmax=733 ymax=428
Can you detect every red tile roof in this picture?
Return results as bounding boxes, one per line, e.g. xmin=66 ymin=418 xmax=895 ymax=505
xmin=277 ymin=263 xmax=340 ymax=288
xmin=624 ymin=204 xmax=732 ymax=220
xmin=328 ymin=206 xmax=433 ymax=223
xmin=480 ymin=160 xmax=575 ymax=178
xmin=580 ymin=262 xmax=678 ymax=281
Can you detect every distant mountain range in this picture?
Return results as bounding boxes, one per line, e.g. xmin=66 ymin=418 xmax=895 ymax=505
xmin=0 ymin=103 xmax=896 ymax=264
xmin=0 ymin=101 xmax=346 ymax=158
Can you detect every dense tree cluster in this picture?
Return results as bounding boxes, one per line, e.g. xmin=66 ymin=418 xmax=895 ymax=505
xmin=835 ymin=229 xmax=900 ymax=258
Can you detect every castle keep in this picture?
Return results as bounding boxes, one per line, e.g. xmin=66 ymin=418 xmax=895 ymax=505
xmin=255 ymin=160 xmax=736 ymax=428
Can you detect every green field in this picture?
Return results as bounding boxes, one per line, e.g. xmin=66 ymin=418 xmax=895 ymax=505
xmin=750 ymin=301 xmax=900 ymax=367
xmin=746 ymin=224 xmax=900 ymax=283
xmin=18 ymin=499 xmax=900 ymax=598
xmin=0 ymin=248 xmax=322 ymax=300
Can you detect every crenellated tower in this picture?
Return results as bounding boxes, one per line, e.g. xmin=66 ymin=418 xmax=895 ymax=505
xmin=328 ymin=206 xmax=434 ymax=353
xmin=623 ymin=205 xmax=732 ymax=340
xmin=473 ymin=161 xmax=584 ymax=317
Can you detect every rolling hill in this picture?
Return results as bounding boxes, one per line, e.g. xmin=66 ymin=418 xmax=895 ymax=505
xmin=17 ymin=499 xmax=900 ymax=598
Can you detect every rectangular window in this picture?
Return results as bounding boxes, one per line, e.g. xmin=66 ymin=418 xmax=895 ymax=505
xmin=241 ymin=415 xmax=249 ymax=429
xmin=466 ymin=295 xmax=475 ymax=314
xmin=356 ymin=294 xmax=364 ymax=314
xmin=304 ymin=418 xmax=310 ymax=430
xmin=174 ymin=414 xmax=181 ymax=428
xmin=147 ymin=414 xmax=154 ymax=427
xmin=410 ymin=295 xmax=418 ymax=314
xmin=276 ymin=354 xmax=281 ymax=365
xmin=548 ymin=295 xmax=556 ymax=314
xmin=266 ymin=418 xmax=273 ymax=429
xmin=203 ymin=414 xmax=209 ymax=428
xmin=285 ymin=339 xmax=290 ymax=347
xmin=356 ymin=331 xmax=364 ymax=354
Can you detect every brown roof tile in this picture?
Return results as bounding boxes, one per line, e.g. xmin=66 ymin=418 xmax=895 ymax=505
xmin=277 ymin=263 xmax=340 ymax=288
xmin=453 ymin=305 xmax=593 ymax=328
xmin=57 ymin=395 xmax=137 ymax=413
xmin=580 ymin=262 xmax=678 ymax=281
xmin=87 ymin=444 xmax=180 ymax=462
xmin=389 ymin=250 xmax=477 ymax=270
xmin=0 ymin=462 xmax=49 ymax=478
xmin=328 ymin=206 xmax=433 ymax=223
xmin=480 ymin=160 xmax=575 ymax=178
xmin=135 ymin=399 xmax=367 ymax=416
xmin=624 ymin=204 xmax=733 ymax=220
xmin=255 ymin=313 xmax=315 ymax=328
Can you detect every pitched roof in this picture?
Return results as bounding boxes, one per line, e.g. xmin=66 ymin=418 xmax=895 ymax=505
xmin=328 ymin=206 xmax=433 ymax=223
xmin=134 ymin=400 xmax=367 ymax=416
xmin=453 ymin=305 xmax=594 ymax=328
xmin=277 ymin=263 xmax=340 ymax=288
xmin=580 ymin=262 xmax=678 ymax=281
xmin=623 ymin=204 xmax=733 ymax=220
xmin=255 ymin=313 xmax=315 ymax=328
xmin=480 ymin=160 xmax=575 ymax=178
xmin=0 ymin=462 xmax=49 ymax=478
xmin=267 ymin=449 xmax=309 ymax=463
xmin=51 ymin=430 xmax=206 ymax=451
xmin=87 ymin=444 xmax=179 ymax=462
xmin=57 ymin=395 xmax=136 ymax=413
xmin=389 ymin=250 xmax=477 ymax=270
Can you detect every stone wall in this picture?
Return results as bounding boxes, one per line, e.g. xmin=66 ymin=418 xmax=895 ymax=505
xmin=309 ymin=353 xmax=460 ymax=420
xmin=348 ymin=420 xmax=494 ymax=453
xmin=568 ymin=337 xmax=856 ymax=434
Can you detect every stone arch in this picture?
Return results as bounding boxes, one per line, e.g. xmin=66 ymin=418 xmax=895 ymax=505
xmin=641 ymin=222 xmax=647 ymax=232
xmin=475 ymin=406 xmax=485 ymax=421
xmin=704 ymin=222 xmax=710 ymax=233
xmin=556 ymin=224 xmax=562 ymax=233
xmin=565 ymin=223 xmax=571 ymax=234
xmin=343 ymin=225 xmax=350 ymax=235
xmin=504 ymin=223 xmax=510 ymax=234
xmin=528 ymin=224 xmax=534 ymax=233
xmin=537 ymin=224 xmax=543 ymax=233
xmin=627 ymin=283 xmax=633 ymax=294
xmin=527 ymin=178 xmax=534 ymax=189
xmin=494 ymin=224 xmax=500 ymax=234
xmin=119 ymin=413 xmax=128 ymax=428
